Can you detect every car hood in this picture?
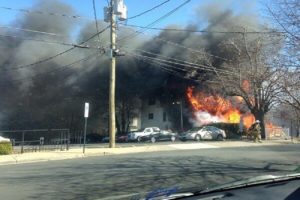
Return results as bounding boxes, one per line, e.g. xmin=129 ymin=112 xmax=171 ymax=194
xmin=99 ymin=173 xmax=300 ymax=200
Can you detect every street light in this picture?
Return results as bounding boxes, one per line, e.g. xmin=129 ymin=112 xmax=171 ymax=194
xmin=173 ymin=99 xmax=183 ymax=131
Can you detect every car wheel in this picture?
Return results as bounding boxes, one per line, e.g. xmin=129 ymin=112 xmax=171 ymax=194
xmin=217 ymin=134 xmax=224 ymax=141
xmin=151 ymin=137 xmax=156 ymax=143
xmin=195 ymin=134 xmax=201 ymax=141
xmin=170 ymin=136 xmax=176 ymax=142
xmin=137 ymin=137 xmax=142 ymax=142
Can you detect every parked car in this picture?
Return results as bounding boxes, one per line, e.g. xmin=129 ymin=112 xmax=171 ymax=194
xmin=128 ymin=127 xmax=161 ymax=142
xmin=117 ymin=135 xmax=128 ymax=143
xmin=101 ymin=136 xmax=110 ymax=143
xmin=179 ymin=126 xmax=226 ymax=141
xmin=141 ymin=130 xmax=177 ymax=143
xmin=101 ymin=135 xmax=128 ymax=143
xmin=86 ymin=133 xmax=104 ymax=143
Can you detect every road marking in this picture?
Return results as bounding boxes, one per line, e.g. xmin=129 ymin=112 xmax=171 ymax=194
xmin=168 ymin=143 xmax=219 ymax=150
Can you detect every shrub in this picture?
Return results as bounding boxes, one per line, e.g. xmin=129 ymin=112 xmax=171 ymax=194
xmin=0 ymin=142 xmax=13 ymax=155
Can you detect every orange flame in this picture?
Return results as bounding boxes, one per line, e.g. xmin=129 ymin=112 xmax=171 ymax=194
xmin=265 ymin=122 xmax=280 ymax=129
xmin=186 ymin=87 xmax=255 ymax=128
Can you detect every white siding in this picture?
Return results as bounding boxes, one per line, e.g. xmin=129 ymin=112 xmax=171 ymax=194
xmin=141 ymin=98 xmax=172 ymax=130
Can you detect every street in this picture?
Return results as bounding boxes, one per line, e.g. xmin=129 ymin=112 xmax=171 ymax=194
xmin=1 ymin=143 xmax=300 ymax=199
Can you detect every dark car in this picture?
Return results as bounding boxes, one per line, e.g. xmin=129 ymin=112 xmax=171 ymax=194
xmin=141 ymin=130 xmax=177 ymax=143
xmin=117 ymin=135 xmax=128 ymax=143
xmin=101 ymin=135 xmax=128 ymax=143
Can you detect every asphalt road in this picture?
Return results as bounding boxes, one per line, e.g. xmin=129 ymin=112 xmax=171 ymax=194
xmin=1 ymin=144 xmax=300 ymax=200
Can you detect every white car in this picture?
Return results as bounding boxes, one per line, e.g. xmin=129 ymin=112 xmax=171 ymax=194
xmin=179 ymin=126 xmax=226 ymax=141
xmin=128 ymin=127 xmax=161 ymax=142
xmin=0 ymin=136 xmax=10 ymax=142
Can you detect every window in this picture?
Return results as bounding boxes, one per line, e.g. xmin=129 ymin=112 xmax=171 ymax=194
xmin=148 ymin=98 xmax=156 ymax=105
xmin=145 ymin=128 xmax=151 ymax=132
xmin=163 ymin=112 xmax=167 ymax=122
xmin=153 ymin=127 xmax=160 ymax=132
xmin=148 ymin=113 xmax=154 ymax=120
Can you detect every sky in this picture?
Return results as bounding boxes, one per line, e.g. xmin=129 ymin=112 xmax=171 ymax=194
xmin=0 ymin=0 xmax=264 ymax=32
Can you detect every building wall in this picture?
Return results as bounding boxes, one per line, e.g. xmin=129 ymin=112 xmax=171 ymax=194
xmin=140 ymin=98 xmax=172 ymax=130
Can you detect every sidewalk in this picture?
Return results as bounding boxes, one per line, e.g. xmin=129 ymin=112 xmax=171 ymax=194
xmin=0 ymin=140 xmax=298 ymax=166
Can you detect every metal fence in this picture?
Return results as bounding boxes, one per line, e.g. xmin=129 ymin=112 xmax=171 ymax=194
xmin=266 ymin=127 xmax=290 ymax=140
xmin=0 ymin=129 xmax=70 ymax=153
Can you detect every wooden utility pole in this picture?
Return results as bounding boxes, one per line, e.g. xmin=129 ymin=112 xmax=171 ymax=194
xmin=109 ymin=0 xmax=116 ymax=148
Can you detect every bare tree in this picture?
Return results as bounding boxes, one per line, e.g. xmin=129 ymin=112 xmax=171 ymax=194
xmin=267 ymin=0 xmax=300 ymax=112
xmin=267 ymin=0 xmax=299 ymax=62
xmin=203 ymin=32 xmax=284 ymax=139
xmin=281 ymin=70 xmax=300 ymax=111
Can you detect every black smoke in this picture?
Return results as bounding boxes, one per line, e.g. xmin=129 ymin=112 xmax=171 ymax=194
xmin=0 ymin=0 xmax=264 ymax=133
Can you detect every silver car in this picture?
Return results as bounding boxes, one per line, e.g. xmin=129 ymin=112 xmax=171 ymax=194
xmin=179 ymin=126 xmax=226 ymax=141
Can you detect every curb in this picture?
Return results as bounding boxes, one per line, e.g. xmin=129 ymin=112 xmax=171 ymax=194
xmin=0 ymin=141 xmax=298 ymax=166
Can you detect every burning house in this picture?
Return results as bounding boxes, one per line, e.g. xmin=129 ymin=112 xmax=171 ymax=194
xmin=0 ymin=0 xmax=297 ymax=142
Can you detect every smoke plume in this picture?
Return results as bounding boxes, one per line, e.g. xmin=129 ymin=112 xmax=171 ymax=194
xmin=0 ymin=0 xmax=264 ymax=132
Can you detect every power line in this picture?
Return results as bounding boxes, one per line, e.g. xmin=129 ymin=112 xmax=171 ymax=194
xmin=126 ymin=50 xmax=238 ymax=76
xmin=129 ymin=53 xmax=201 ymax=83
xmin=92 ymin=0 xmax=101 ymax=44
xmin=0 ymin=25 xmax=66 ymax=37
xmin=0 ymin=34 xmax=77 ymax=47
xmin=119 ymin=24 xmax=286 ymax=34
xmin=0 ymin=6 xmax=92 ymax=21
xmin=117 ymin=0 xmax=191 ymax=43
xmin=0 ymin=53 xmax=99 ymax=86
xmin=124 ymin=28 xmax=233 ymax=62
xmin=0 ymin=25 xmax=110 ymax=71
xmin=127 ymin=0 xmax=171 ymax=19
xmin=0 ymin=33 xmax=104 ymax=50
xmin=121 ymin=45 xmax=238 ymax=75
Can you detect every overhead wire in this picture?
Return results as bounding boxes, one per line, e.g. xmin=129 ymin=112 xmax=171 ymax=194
xmin=0 ymin=25 xmax=67 ymax=37
xmin=125 ymin=50 xmax=238 ymax=76
xmin=0 ymin=6 xmax=92 ymax=21
xmin=0 ymin=25 xmax=110 ymax=71
xmin=92 ymin=0 xmax=101 ymax=44
xmin=127 ymin=0 xmax=171 ymax=20
xmin=117 ymin=0 xmax=191 ymax=43
xmin=0 ymin=34 xmax=78 ymax=47
xmin=119 ymin=24 xmax=286 ymax=34
xmin=0 ymin=53 xmax=100 ymax=86
xmin=127 ymin=53 xmax=201 ymax=83
xmin=121 ymin=45 xmax=239 ymax=75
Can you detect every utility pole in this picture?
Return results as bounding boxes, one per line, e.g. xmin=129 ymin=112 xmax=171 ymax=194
xmin=105 ymin=0 xmax=127 ymax=148
xmin=109 ymin=0 xmax=116 ymax=148
xmin=180 ymin=99 xmax=183 ymax=131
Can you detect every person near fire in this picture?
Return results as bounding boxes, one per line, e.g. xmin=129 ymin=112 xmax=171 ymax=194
xmin=249 ymin=120 xmax=262 ymax=143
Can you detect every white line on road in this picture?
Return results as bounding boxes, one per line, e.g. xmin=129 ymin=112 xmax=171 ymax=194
xmin=168 ymin=143 xmax=219 ymax=150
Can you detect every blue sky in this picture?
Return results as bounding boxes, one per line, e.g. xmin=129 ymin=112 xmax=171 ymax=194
xmin=0 ymin=0 xmax=263 ymax=29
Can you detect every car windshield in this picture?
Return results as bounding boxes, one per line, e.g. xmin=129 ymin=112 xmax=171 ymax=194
xmin=0 ymin=0 xmax=299 ymax=200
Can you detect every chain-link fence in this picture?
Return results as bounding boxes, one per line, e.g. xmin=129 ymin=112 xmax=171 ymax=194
xmin=266 ymin=127 xmax=290 ymax=140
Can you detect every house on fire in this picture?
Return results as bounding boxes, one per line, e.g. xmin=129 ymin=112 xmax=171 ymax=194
xmin=128 ymin=97 xmax=299 ymax=138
